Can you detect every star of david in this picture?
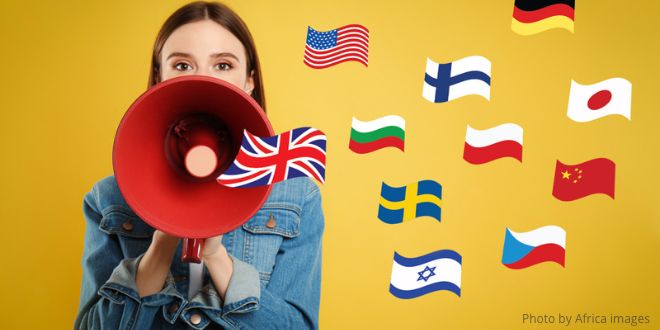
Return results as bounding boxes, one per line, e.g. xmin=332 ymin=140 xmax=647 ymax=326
xmin=417 ymin=265 xmax=436 ymax=282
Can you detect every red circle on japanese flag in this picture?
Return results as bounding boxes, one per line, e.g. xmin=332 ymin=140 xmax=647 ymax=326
xmin=587 ymin=90 xmax=612 ymax=110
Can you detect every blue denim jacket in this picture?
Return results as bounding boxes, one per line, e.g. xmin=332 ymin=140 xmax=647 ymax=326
xmin=75 ymin=176 xmax=324 ymax=329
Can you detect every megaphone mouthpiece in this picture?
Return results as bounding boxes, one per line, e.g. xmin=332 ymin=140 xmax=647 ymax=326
xmin=185 ymin=145 xmax=218 ymax=178
xmin=166 ymin=113 xmax=232 ymax=181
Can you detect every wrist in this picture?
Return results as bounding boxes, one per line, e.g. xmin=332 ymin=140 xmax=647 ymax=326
xmin=141 ymin=250 xmax=174 ymax=273
xmin=145 ymin=238 xmax=178 ymax=265
xmin=202 ymin=245 xmax=232 ymax=267
xmin=137 ymin=240 xmax=178 ymax=297
xmin=203 ymin=246 xmax=233 ymax=299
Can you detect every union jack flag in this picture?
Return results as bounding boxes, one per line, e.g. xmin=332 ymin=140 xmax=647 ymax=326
xmin=217 ymin=127 xmax=327 ymax=188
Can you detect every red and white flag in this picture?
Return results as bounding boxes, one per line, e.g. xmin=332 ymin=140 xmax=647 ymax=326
xmin=567 ymin=78 xmax=632 ymax=122
xmin=552 ymin=158 xmax=616 ymax=201
xmin=464 ymin=123 xmax=523 ymax=164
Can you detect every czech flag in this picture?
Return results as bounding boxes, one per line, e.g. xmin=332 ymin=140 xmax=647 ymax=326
xmin=502 ymin=225 xmax=566 ymax=269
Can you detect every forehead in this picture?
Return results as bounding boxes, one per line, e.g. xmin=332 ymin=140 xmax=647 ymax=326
xmin=162 ymin=20 xmax=247 ymax=61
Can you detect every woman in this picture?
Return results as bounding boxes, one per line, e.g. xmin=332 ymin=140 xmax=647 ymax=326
xmin=75 ymin=2 xmax=324 ymax=329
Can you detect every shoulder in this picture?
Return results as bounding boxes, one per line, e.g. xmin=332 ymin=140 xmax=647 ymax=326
xmin=267 ymin=177 xmax=321 ymax=205
xmin=263 ymin=178 xmax=324 ymax=232
xmin=242 ymin=178 xmax=323 ymax=238
xmin=84 ymin=175 xmax=153 ymax=238
xmin=86 ymin=175 xmax=131 ymax=211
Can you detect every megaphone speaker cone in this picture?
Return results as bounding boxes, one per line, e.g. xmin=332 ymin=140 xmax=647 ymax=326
xmin=113 ymin=75 xmax=274 ymax=239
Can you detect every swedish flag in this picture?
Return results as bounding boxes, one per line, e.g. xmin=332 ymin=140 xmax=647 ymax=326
xmin=378 ymin=180 xmax=442 ymax=224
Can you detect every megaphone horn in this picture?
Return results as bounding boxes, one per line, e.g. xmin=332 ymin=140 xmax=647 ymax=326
xmin=113 ymin=75 xmax=274 ymax=263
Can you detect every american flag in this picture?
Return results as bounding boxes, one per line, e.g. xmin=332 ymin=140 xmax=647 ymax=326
xmin=217 ymin=127 xmax=327 ymax=188
xmin=304 ymin=24 xmax=369 ymax=69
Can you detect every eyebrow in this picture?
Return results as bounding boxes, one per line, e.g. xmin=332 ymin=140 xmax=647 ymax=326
xmin=211 ymin=52 xmax=241 ymax=62
xmin=165 ymin=52 xmax=241 ymax=62
xmin=166 ymin=52 xmax=192 ymax=60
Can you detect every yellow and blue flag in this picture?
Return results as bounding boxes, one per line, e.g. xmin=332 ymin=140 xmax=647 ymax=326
xmin=378 ymin=180 xmax=442 ymax=224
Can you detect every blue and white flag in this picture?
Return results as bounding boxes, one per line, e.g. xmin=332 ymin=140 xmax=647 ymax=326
xmin=422 ymin=56 xmax=491 ymax=103
xmin=389 ymin=249 xmax=462 ymax=298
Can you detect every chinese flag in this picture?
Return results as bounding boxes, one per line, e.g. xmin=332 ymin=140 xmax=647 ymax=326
xmin=552 ymin=158 xmax=616 ymax=201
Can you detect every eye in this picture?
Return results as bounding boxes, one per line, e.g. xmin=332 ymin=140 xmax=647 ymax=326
xmin=174 ymin=62 xmax=192 ymax=71
xmin=214 ymin=62 xmax=232 ymax=71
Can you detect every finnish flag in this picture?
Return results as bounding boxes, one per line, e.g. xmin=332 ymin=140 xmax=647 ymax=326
xmin=423 ymin=56 xmax=491 ymax=103
xmin=389 ymin=249 xmax=462 ymax=299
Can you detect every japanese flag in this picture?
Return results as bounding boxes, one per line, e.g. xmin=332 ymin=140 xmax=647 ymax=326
xmin=566 ymin=78 xmax=632 ymax=122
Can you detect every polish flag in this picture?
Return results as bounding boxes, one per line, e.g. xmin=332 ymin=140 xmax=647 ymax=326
xmin=552 ymin=158 xmax=616 ymax=201
xmin=464 ymin=123 xmax=523 ymax=164
xmin=567 ymin=78 xmax=632 ymax=122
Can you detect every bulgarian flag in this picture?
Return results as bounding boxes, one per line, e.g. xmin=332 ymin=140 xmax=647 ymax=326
xmin=349 ymin=115 xmax=405 ymax=154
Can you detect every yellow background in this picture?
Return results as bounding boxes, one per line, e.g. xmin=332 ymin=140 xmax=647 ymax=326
xmin=1 ymin=0 xmax=658 ymax=329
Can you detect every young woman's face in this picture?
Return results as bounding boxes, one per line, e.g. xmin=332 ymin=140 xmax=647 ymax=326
xmin=160 ymin=20 xmax=254 ymax=94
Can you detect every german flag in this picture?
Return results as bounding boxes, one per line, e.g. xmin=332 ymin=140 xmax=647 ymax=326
xmin=512 ymin=0 xmax=575 ymax=35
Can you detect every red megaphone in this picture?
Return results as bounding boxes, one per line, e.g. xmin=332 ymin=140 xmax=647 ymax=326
xmin=113 ymin=75 xmax=273 ymax=263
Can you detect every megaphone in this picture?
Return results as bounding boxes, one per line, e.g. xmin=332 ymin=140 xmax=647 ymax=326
xmin=113 ymin=75 xmax=273 ymax=263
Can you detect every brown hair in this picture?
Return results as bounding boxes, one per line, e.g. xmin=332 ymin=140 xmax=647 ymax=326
xmin=148 ymin=1 xmax=266 ymax=110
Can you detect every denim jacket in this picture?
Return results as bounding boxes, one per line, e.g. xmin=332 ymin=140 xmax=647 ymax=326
xmin=74 ymin=176 xmax=324 ymax=329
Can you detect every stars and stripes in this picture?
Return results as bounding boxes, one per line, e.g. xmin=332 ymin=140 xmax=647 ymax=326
xmin=217 ymin=127 xmax=327 ymax=188
xmin=304 ymin=24 xmax=369 ymax=69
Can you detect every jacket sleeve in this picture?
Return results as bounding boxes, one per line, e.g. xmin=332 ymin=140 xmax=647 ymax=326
xmin=184 ymin=181 xmax=325 ymax=329
xmin=74 ymin=184 xmax=186 ymax=330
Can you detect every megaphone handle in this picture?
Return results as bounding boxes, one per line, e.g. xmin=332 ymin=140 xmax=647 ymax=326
xmin=181 ymin=238 xmax=205 ymax=263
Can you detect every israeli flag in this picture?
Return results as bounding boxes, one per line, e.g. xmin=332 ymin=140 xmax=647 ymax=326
xmin=389 ymin=249 xmax=462 ymax=299
xmin=423 ymin=56 xmax=491 ymax=103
